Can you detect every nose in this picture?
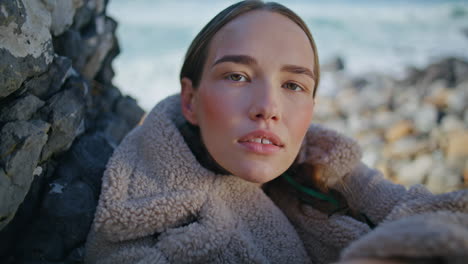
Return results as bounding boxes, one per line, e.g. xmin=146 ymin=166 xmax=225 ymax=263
xmin=248 ymin=81 xmax=281 ymax=122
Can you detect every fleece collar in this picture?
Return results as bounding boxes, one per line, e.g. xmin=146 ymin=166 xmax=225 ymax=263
xmin=295 ymin=123 xmax=363 ymax=187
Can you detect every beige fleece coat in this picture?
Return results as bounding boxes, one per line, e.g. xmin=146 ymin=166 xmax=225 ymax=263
xmin=85 ymin=95 xmax=467 ymax=264
xmin=339 ymin=191 xmax=468 ymax=263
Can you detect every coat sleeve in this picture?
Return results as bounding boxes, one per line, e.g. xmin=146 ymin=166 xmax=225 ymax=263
xmin=295 ymin=124 xmax=434 ymax=225
xmin=332 ymin=162 xmax=434 ymax=224
xmin=338 ymin=189 xmax=468 ymax=262
xmin=339 ymin=211 xmax=468 ymax=263
xmin=85 ymin=227 xmax=170 ymax=264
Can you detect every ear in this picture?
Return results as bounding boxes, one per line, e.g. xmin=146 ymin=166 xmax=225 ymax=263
xmin=181 ymin=77 xmax=198 ymax=125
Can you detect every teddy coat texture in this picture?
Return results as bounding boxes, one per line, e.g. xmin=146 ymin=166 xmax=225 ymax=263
xmin=85 ymin=95 xmax=468 ymax=264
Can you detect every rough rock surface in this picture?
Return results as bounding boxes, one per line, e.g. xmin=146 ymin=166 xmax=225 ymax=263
xmin=0 ymin=0 xmax=54 ymax=99
xmin=0 ymin=0 xmax=144 ymax=263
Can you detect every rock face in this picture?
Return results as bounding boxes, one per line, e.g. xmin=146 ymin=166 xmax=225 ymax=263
xmin=315 ymin=57 xmax=468 ymax=194
xmin=0 ymin=0 xmax=54 ymax=99
xmin=0 ymin=0 xmax=145 ymax=263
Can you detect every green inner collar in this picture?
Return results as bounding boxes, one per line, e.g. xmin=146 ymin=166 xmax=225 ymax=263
xmin=281 ymin=173 xmax=340 ymax=208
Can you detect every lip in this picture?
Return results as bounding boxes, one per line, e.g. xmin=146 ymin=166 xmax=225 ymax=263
xmin=237 ymin=130 xmax=284 ymax=155
xmin=238 ymin=130 xmax=284 ymax=146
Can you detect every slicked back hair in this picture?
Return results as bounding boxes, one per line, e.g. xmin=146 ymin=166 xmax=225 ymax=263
xmin=180 ymin=0 xmax=320 ymax=97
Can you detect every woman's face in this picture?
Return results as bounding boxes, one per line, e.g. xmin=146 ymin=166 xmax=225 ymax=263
xmin=182 ymin=10 xmax=316 ymax=183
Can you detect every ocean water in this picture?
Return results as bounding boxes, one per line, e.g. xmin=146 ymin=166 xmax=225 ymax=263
xmin=108 ymin=0 xmax=468 ymax=111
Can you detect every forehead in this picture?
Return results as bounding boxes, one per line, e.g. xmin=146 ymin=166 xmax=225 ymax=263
xmin=207 ymin=10 xmax=315 ymax=69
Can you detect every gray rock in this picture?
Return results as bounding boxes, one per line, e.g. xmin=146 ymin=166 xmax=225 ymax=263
xmin=96 ymin=32 xmax=120 ymax=85
xmin=53 ymin=30 xmax=84 ymax=70
xmin=319 ymin=119 xmax=348 ymax=135
xmin=12 ymin=177 xmax=94 ymax=262
xmin=321 ymin=56 xmax=345 ymax=72
xmin=395 ymin=90 xmax=422 ymax=119
xmin=358 ymin=74 xmax=395 ymax=92
xmin=423 ymin=58 xmax=468 ymax=88
xmin=41 ymin=180 xmax=95 ymax=252
xmin=42 ymin=0 xmax=84 ymax=36
xmin=0 ymin=0 xmax=147 ymax=261
xmin=360 ymin=86 xmax=392 ymax=111
xmin=99 ymin=85 xmax=122 ymax=113
xmin=426 ymin=163 xmax=462 ymax=193
xmin=114 ymin=95 xmax=145 ymax=128
xmin=66 ymin=245 xmax=85 ymax=263
xmin=372 ymin=110 xmax=400 ymax=131
xmin=82 ymin=16 xmax=117 ymax=79
xmin=362 ymin=150 xmax=380 ymax=169
xmin=11 ymin=132 xmax=115 ymax=262
xmin=394 ymin=85 xmax=418 ymax=104
xmin=0 ymin=94 xmax=45 ymax=122
xmin=447 ymin=81 xmax=468 ymax=115
xmin=0 ymin=170 xmax=49 ymax=260
xmin=421 ymin=62 xmax=453 ymax=88
xmin=441 ymin=114 xmax=465 ymax=133
xmin=336 ymin=88 xmax=365 ymax=115
xmin=401 ymin=66 xmax=423 ymax=86
xmin=0 ymin=0 xmax=27 ymax=27
xmin=39 ymin=77 xmax=87 ymax=162
xmin=453 ymin=57 xmax=468 ymax=85
xmin=53 ymin=132 xmax=114 ymax=198
xmin=413 ymin=103 xmax=438 ymax=134
xmin=16 ymin=221 xmax=66 ymax=261
xmin=0 ymin=120 xmax=50 ymax=229
xmin=95 ymin=113 xmax=131 ymax=146
xmin=313 ymin=97 xmax=339 ymax=121
xmin=95 ymin=0 xmax=107 ymax=14
xmin=351 ymin=77 xmax=370 ymax=90
xmin=0 ymin=0 xmax=54 ymax=99
xmin=359 ymin=133 xmax=385 ymax=167
xmin=27 ymin=56 xmax=74 ymax=100
xmin=394 ymin=154 xmax=433 ymax=186
xmin=315 ymin=72 xmax=343 ymax=96
xmin=384 ymin=136 xmax=431 ymax=159
xmin=347 ymin=113 xmax=374 ymax=135
xmin=85 ymin=84 xmax=122 ymax=126
xmin=465 ymin=109 xmax=468 ymax=124
xmin=73 ymin=0 xmax=95 ymax=30
xmin=0 ymin=168 xmax=14 ymax=228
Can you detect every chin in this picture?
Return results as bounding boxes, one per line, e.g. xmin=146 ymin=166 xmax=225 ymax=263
xmin=232 ymin=164 xmax=284 ymax=184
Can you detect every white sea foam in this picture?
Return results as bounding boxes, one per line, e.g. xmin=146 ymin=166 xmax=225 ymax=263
xmin=108 ymin=0 xmax=468 ymax=111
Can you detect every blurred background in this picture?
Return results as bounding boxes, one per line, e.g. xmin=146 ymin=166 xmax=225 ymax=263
xmin=108 ymin=0 xmax=468 ymax=193
xmin=108 ymin=0 xmax=468 ymax=110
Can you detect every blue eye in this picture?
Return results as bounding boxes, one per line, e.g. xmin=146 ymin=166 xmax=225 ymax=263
xmin=226 ymin=73 xmax=248 ymax=82
xmin=283 ymin=82 xmax=304 ymax=92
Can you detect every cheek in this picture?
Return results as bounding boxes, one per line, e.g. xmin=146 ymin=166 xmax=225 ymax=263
xmin=196 ymin=88 xmax=235 ymax=132
xmin=287 ymin=101 xmax=314 ymax=144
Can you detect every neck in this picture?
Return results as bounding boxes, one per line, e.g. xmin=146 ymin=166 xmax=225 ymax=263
xmin=178 ymin=121 xmax=231 ymax=175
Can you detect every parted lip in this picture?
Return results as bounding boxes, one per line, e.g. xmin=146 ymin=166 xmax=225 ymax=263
xmin=238 ymin=130 xmax=284 ymax=147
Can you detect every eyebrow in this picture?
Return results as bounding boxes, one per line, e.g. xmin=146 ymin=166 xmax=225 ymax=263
xmin=212 ymin=54 xmax=315 ymax=80
xmin=281 ymin=65 xmax=315 ymax=80
xmin=212 ymin=55 xmax=257 ymax=67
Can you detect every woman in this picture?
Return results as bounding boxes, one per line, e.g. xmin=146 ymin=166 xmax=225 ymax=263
xmin=85 ymin=1 xmax=467 ymax=263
